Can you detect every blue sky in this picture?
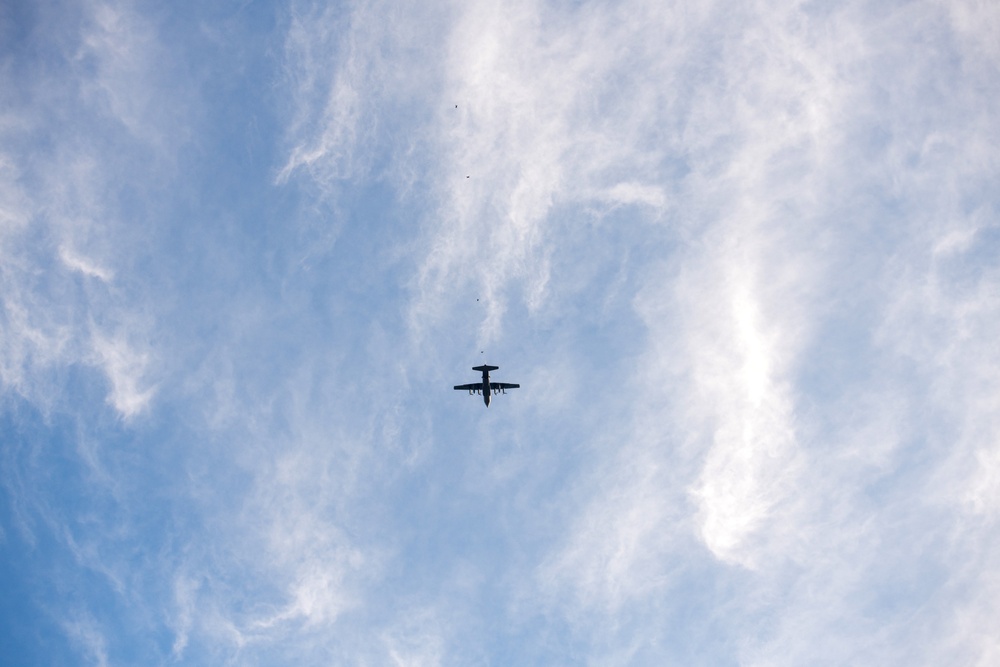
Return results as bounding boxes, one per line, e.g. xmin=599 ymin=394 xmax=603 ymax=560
xmin=1 ymin=0 xmax=999 ymax=664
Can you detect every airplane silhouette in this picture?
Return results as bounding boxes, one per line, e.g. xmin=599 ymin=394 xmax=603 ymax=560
xmin=454 ymin=365 xmax=520 ymax=407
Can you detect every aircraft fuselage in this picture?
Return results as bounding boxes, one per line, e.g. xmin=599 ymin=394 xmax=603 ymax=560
xmin=480 ymin=369 xmax=492 ymax=407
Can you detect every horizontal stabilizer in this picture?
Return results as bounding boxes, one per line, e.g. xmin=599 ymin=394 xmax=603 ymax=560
xmin=472 ymin=364 xmax=499 ymax=372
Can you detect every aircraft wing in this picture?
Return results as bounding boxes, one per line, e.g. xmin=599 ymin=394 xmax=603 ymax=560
xmin=454 ymin=383 xmax=480 ymax=391
xmin=490 ymin=382 xmax=520 ymax=390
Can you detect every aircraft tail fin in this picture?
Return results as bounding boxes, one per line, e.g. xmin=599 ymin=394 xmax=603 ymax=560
xmin=473 ymin=364 xmax=499 ymax=372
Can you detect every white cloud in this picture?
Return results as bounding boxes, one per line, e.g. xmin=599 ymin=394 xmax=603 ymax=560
xmin=3 ymin=0 xmax=998 ymax=664
xmin=601 ymin=182 xmax=667 ymax=209
xmin=536 ymin=0 xmax=849 ymax=614
xmin=277 ymin=0 xmax=693 ymax=346
xmin=88 ymin=328 xmax=155 ymax=418
xmin=58 ymin=245 xmax=114 ymax=282
xmin=943 ymin=0 xmax=1000 ymax=65
xmin=382 ymin=608 xmax=444 ymax=667
xmin=76 ymin=1 xmax=189 ymax=149
xmin=61 ymin=613 xmax=110 ymax=667
xmin=504 ymin=1 xmax=1000 ymax=664
xmin=0 ymin=1 xmax=174 ymax=418
xmin=539 ymin=448 xmax=684 ymax=614
xmin=170 ymin=573 xmax=199 ymax=659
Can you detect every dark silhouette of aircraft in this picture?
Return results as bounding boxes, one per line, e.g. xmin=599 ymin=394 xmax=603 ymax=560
xmin=454 ymin=365 xmax=520 ymax=407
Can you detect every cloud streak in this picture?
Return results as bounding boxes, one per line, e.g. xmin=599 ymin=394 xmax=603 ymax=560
xmin=2 ymin=0 xmax=999 ymax=665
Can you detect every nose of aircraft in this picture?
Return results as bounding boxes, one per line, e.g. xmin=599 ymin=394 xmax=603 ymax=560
xmin=484 ymin=392 xmax=491 ymax=407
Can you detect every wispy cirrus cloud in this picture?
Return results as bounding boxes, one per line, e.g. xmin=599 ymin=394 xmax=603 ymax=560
xmin=132 ymin=0 xmax=1000 ymax=662
xmin=3 ymin=0 xmax=999 ymax=664
xmin=0 ymin=0 xmax=184 ymax=419
xmin=61 ymin=612 xmax=110 ymax=667
xmin=412 ymin=0 xmax=692 ymax=343
xmin=517 ymin=1 xmax=1000 ymax=664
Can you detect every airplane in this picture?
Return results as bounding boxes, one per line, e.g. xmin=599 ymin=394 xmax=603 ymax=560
xmin=454 ymin=364 xmax=520 ymax=407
